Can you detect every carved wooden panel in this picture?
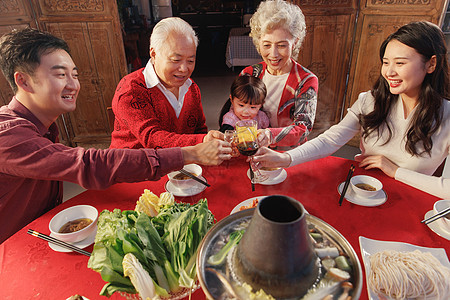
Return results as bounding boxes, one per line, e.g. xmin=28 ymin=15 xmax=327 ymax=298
xmin=46 ymin=22 xmax=108 ymax=136
xmin=40 ymin=0 xmax=106 ymax=14
xmin=0 ymin=23 xmax=30 ymax=106
xmin=0 ymin=1 xmax=36 ymax=106
xmin=366 ymin=0 xmax=436 ymax=12
xmin=299 ymin=14 xmax=356 ymax=137
xmin=346 ymin=15 xmax=422 ymax=109
xmin=32 ymin=0 xmax=127 ymax=148
xmin=343 ymin=0 xmax=447 ymax=146
xmin=292 ymin=0 xmax=358 ymax=138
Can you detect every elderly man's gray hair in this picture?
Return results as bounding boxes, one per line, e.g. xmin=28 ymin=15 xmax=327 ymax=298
xmin=150 ymin=17 xmax=198 ymax=53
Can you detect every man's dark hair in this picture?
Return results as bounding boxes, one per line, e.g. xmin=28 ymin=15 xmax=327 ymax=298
xmin=0 ymin=27 xmax=71 ymax=93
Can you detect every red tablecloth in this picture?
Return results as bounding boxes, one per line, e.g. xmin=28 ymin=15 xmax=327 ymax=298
xmin=1 ymin=156 xmax=448 ymax=300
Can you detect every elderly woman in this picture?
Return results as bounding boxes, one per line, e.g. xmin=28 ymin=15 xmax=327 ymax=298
xmin=241 ymin=0 xmax=318 ymax=148
xmin=110 ymin=17 xmax=222 ymax=149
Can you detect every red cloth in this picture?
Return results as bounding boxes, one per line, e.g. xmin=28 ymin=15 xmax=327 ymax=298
xmin=0 ymin=98 xmax=184 ymax=244
xmin=110 ymin=68 xmax=208 ymax=149
xmin=241 ymin=60 xmax=318 ymax=147
xmin=0 ymin=156 xmax=448 ymax=300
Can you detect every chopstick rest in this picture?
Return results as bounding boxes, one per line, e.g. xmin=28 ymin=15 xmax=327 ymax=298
xmin=339 ymin=164 xmax=355 ymax=206
xmin=179 ymin=169 xmax=210 ymax=187
xmin=422 ymin=207 xmax=450 ymax=225
xmin=27 ymin=229 xmax=91 ymax=256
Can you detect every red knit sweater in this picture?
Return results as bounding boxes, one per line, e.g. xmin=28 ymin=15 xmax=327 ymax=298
xmin=110 ymin=68 xmax=207 ymax=149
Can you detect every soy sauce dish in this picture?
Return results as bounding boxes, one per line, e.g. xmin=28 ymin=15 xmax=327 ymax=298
xmin=167 ymin=164 xmax=203 ymax=190
xmin=350 ymin=175 xmax=383 ymax=198
xmin=49 ymin=205 xmax=98 ymax=243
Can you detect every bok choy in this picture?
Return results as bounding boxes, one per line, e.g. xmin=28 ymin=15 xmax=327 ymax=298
xmin=88 ymin=197 xmax=214 ymax=298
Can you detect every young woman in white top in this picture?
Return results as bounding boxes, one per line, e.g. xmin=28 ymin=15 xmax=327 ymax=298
xmin=252 ymin=21 xmax=450 ymax=199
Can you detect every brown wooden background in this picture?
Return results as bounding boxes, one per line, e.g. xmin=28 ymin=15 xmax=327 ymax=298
xmin=0 ymin=0 xmax=127 ymax=148
xmin=0 ymin=0 xmax=448 ymax=148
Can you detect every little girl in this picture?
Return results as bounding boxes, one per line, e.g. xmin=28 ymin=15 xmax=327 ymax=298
xmin=219 ymin=75 xmax=270 ymax=132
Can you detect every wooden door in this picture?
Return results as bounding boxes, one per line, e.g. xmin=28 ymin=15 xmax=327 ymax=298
xmin=345 ymin=0 xmax=448 ymax=146
xmin=0 ymin=1 xmax=37 ymax=106
xmin=0 ymin=0 xmax=127 ymax=148
xmin=291 ymin=0 xmax=448 ymax=141
xmin=292 ymin=0 xmax=359 ymax=139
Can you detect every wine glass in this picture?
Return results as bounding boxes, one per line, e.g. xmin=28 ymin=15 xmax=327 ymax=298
xmin=224 ymin=129 xmax=239 ymax=157
xmin=235 ymin=120 xmax=267 ymax=183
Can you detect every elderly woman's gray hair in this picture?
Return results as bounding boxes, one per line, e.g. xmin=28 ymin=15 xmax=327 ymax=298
xmin=150 ymin=17 xmax=198 ymax=52
xmin=249 ymin=0 xmax=306 ymax=58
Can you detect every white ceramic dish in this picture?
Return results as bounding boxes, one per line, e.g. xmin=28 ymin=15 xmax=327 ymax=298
xmin=350 ymin=175 xmax=383 ymax=198
xmin=167 ymin=164 xmax=203 ymax=190
xmin=165 ymin=176 xmax=207 ymax=197
xmin=246 ymin=168 xmax=287 ymax=185
xmin=48 ymin=225 xmax=96 ymax=253
xmin=338 ymin=182 xmax=387 ymax=207
xmin=359 ymin=236 xmax=450 ymax=300
xmin=49 ymin=205 xmax=98 ymax=243
xmin=259 ymin=167 xmax=283 ymax=178
xmin=433 ymin=199 xmax=450 ymax=232
xmin=230 ymin=196 xmax=264 ymax=214
xmin=424 ymin=210 xmax=450 ymax=241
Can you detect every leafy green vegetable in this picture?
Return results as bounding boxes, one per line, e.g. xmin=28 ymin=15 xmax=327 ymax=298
xmin=207 ymin=229 xmax=245 ymax=265
xmin=88 ymin=198 xmax=214 ymax=298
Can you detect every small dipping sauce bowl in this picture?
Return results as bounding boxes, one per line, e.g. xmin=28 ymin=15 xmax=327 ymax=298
xmin=350 ymin=175 xmax=383 ymax=198
xmin=49 ymin=205 xmax=98 ymax=243
xmin=167 ymin=164 xmax=203 ymax=190
xmin=433 ymin=199 xmax=450 ymax=232
xmin=259 ymin=166 xmax=283 ymax=179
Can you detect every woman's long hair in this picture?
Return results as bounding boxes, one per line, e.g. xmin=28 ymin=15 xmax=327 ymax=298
xmin=361 ymin=21 xmax=449 ymax=156
xmin=218 ymin=75 xmax=267 ymax=126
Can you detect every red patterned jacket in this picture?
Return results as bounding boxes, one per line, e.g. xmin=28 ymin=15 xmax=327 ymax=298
xmin=241 ymin=59 xmax=318 ymax=147
xmin=110 ymin=68 xmax=207 ymax=149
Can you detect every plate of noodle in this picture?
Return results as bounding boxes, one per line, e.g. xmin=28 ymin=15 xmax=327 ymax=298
xmin=359 ymin=236 xmax=450 ymax=300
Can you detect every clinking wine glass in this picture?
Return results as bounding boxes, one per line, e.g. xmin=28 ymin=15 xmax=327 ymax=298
xmin=235 ymin=120 xmax=267 ymax=183
xmin=224 ymin=129 xmax=239 ymax=157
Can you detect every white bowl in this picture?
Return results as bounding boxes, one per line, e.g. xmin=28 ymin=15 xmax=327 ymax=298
xmin=350 ymin=175 xmax=383 ymax=198
xmin=433 ymin=200 xmax=450 ymax=232
xmin=49 ymin=205 xmax=98 ymax=243
xmin=167 ymin=164 xmax=203 ymax=190
xmin=259 ymin=166 xmax=283 ymax=179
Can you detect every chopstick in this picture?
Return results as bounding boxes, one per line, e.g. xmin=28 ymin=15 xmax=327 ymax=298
xmin=179 ymin=169 xmax=210 ymax=187
xmin=338 ymin=164 xmax=355 ymax=206
xmin=27 ymin=229 xmax=91 ymax=256
xmin=249 ymin=161 xmax=255 ymax=191
xmin=422 ymin=206 xmax=450 ymax=225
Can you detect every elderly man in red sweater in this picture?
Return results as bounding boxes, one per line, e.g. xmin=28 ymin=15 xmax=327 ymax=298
xmin=110 ymin=17 xmax=220 ymax=149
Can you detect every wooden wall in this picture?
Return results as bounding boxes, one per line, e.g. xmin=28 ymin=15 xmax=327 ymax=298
xmin=0 ymin=0 xmax=127 ymax=148
xmin=0 ymin=0 xmax=448 ymax=148
xmin=293 ymin=0 xmax=448 ymax=143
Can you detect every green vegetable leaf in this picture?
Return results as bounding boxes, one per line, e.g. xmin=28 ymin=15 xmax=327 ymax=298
xmin=207 ymin=230 xmax=245 ymax=266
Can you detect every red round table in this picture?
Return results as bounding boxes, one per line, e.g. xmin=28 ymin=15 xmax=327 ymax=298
xmin=1 ymin=156 xmax=448 ymax=299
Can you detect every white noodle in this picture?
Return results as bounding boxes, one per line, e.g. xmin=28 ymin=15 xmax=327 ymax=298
xmin=367 ymin=250 xmax=450 ymax=300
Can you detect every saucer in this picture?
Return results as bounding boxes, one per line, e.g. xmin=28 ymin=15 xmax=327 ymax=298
xmin=246 ymin=169 xmax=287 ymax=185
xmin=48 ymin=226 xmax=96 ymax=253
xmin=338 ymin=182 xmax=387 ymax=207
xmin=165 ymin=176 xmax=207 ymax=197
xmin=424 ymin=210 xmax=450 ymax=240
